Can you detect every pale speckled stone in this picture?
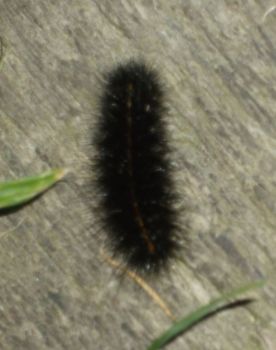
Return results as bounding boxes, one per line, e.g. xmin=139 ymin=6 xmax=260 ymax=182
xmin=0 ymin=1 xmax=275 ymax=350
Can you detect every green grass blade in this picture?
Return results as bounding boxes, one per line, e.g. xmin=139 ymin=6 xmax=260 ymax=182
xmin=147 ymin=280 xmax=265 ymax=350
xmin=0 ymin=169 xmax=65 ymax=209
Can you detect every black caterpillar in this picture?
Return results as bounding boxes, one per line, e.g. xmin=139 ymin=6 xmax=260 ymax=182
xmin=95 ymin=61 xmax=178 ymax=273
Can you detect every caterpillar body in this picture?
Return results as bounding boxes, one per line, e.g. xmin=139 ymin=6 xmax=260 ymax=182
xmin=95 ymin=61 xmax=178 ymax=273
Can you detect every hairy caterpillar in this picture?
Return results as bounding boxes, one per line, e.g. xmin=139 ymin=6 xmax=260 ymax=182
xmin=95 ymin=61 xmax=179 ymax=273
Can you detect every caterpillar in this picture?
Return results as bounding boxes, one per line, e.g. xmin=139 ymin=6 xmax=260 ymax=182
xmin=95 ymin=60 xmax=178 ymax=273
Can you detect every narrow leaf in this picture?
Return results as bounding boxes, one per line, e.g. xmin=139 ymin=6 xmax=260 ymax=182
xmin=0 ymin=169 xmax=65 ymax=209
xmin=147 ymin=280 xmax=265 ymax=350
